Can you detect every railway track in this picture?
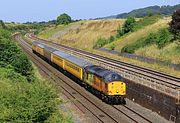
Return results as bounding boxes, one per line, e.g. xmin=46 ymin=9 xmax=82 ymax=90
xmin=14 ymin=34 xmax=154 ymax=123
xmin=26 ymin=33 xmax=180 ymax=99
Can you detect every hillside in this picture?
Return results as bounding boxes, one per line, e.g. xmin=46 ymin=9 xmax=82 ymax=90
xmin=38 ymin=19 xmax=125 ymax=50
xmin=105 ymin=18 xmax=170 ymax=51
xmin=37 ymin=17 xmax=180 ymax=77
xmin=99 ymin=4 xmax=180 ymax=19
xmin=103 ymin=17 xmax=180 ymax=64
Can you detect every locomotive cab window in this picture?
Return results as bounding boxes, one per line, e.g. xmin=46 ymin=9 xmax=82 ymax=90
xmin=104 ymin=73 xmax=123 ymax=82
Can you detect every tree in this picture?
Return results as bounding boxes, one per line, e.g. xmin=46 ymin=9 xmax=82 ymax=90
xmin=117 ymin=17 xmax=135 ymax=37
xmin=123 ymin=17 xmax=136 ymax=33
xmin=0 ymin=20 xmax=6 ymax=29
xmin=56 ymin=13 xmax=72 ymax=25
xmin=156 ymin=28 xmax=171 ymax=48
xmin=169 ymin=9 xmax=180 ymax=40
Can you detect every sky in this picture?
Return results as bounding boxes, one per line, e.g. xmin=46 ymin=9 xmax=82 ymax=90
xmin=0 ymin=0 xmax=180 ymax=23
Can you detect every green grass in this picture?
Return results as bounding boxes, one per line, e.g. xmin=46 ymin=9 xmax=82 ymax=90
xmin=38 ymin=25 xmax=66 ymax=39
xmin=133 ymin=15 xmax=162 ymax=31
xmin=121 ymin=28 xmax=172 ymax=53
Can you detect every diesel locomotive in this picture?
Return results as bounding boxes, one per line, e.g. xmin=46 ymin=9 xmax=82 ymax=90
xmin=32 ymin=41 xmax=126 ymax=104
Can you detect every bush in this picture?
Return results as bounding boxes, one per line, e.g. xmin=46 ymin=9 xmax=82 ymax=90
xmin=156 ymin=28 xmax=172 ymax=48
xmin=108 ymin=35 xmax=115 ymax=43
xmin=121 ymin=28 xmax=173 ymax=53
xmin=0 ymin=29 xmax=11 ymax=39
xmin=0 ymin=72 xmax=62 ymax=122
xmin=0 ymin=29 xmax=34 ymax=81
xmin=110 ymin=43 xmax=116 ymax=50
xmin=121 ymin=43 xmax=138 ymax=53
xmin=117 ymin=17 xmax=136 ymax=37
xmin=123 ymin=17 xmax=136 ymax=33
xmin=121 ymin=33 xmax=157 ymax=53
xmin=0 ymin=28 xmax=71 ymax=123
xmin=93 ymin=37 xmax=107 ymax=49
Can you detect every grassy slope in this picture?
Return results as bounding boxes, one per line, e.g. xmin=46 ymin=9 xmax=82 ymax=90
xmin=135 ymin=42 xmax=180 ymax=64
xmin=38 ymin=25 xmax=66 ymax=39
xmin=104 ymin=18 xmax=170 ymax=50
xmin=36 ymin=18 xmax=180 ymax=77
xmin=38 ymin=19 xmax=125 ymax=50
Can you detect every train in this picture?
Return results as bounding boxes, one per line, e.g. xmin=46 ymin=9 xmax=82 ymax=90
xmin=32 ymin=41 xmax=126 ymax=104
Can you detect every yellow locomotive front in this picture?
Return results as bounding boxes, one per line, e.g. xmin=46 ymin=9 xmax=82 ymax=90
xmin=107 ymin=81 xmax=126 ymax=96
xmin=104 ymin=72 xmax=126 ymax=104
xmin=84 ymin=65 xmax=126 ymax=104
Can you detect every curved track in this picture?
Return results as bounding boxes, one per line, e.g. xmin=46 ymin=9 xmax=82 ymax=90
xmin=26 ymin=33 xmax=180 ymax=98
xmin=14 ymin=34 xmax=154 ymax=123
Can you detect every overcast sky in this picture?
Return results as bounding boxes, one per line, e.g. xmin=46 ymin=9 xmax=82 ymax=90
xmin=1 ymin=0 xmax=179 ymax=22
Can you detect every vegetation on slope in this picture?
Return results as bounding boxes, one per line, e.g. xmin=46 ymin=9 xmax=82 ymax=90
xmin=36 ymin=14 xmax=180 ymax=77
xmin=38 ymin=24 xmax=66 ymax=39
xmin=122 ymin=9 xmax=180 ymax=64
xmin=0 ymin=28 xmax=72 ymax=122
xmin=38 ymin=19 xmax=125 ymax=50
xmin=105 ymin=18 xmax=169 ymax=51
xmin=93 ymin=15 xmax=161 ymax=49
xmin=121 ymin=28 xmax=172 ymax=53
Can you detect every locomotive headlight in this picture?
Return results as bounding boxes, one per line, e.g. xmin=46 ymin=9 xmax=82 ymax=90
xmin=117 ymin=91 xmax=119 ymax=93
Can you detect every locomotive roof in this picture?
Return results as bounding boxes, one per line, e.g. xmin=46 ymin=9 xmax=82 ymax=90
xmin=86 ymin=65 xmax=123 ymax=83
xmin=65 ymin=55 xmax=91 ymax=68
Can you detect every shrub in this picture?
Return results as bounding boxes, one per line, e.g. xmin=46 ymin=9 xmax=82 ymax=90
xmin=93 ymin=37 xmax=107 ymax=49
xmin=110 ymin=43 xmax=116 ymax=50
xmin=109 ymin=35 xmax=115 ymax=43
xmin=0 ymin=75 xmax=61 ymax=122
xmin=144 ymin=33 xmax=157 ymax=45
xmin=156 ymin=28 xmax=172 ymax=48
xmin=121 ymin=28 xmax=173 ymax=53
xmin=0 ymin=29 xmax=34 ymax=81
xmin=0 ymin=28 xmax=71 ymax=123
xmin=117 ymin=17 xmax=136 ymax=37
xmin=121 ymin=33 xmax=157 ymax=53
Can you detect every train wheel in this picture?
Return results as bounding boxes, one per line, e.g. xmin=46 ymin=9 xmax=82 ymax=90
xmin=122 ymin=99 xmax=126 ymax=105
xmin=101 ymin=94 xmax=105 ymax=101
xmin=115 ymin=97 xmax=119 ymax=104
xmin=108 ymin=97 xmax=112 ymax=104
xmin=105 ymin=96 xmax=108 ymax=103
